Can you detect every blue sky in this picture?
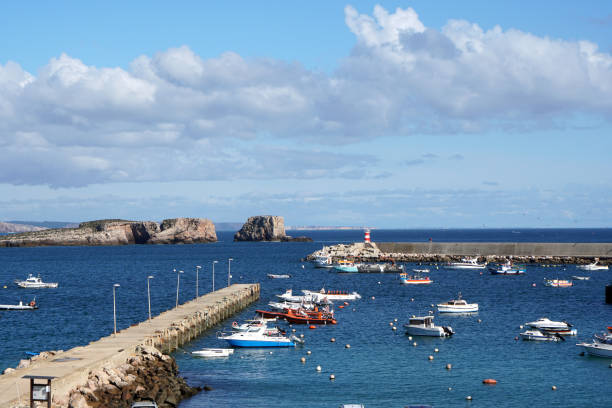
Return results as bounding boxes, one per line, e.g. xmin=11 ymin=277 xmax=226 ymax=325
xmin=1 ymin=1 xmax=611 ymax=227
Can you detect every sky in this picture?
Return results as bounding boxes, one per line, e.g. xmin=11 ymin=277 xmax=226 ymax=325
xmin=1 ymin=1 xmax=611 ymax=228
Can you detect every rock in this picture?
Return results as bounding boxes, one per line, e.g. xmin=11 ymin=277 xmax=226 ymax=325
xmin=3 ymin=367 xmax=15 ymax=375
xmin=281 ymin=235 xmax=313 ymax=242
xmin=234 ymin=216 xmax=286 ymax=241
xmin=0 ymin=218 xmax=216 ymax=247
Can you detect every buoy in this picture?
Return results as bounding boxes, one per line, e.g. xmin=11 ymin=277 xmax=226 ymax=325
xmin=413 ymin=342 xmax=417 ymax=347
xmin=302 ymin=265 xmax=305 ymax=268
xmin=394 ymin=318 xmax=398 ymax=322
xmin=292 ymin=328 xmax=296 ymax=332
xmin=377 ymin=281 xmax=381 ymax=284
xmin=514 ymin=337 xmax=519 ymax=341
xmin=477 ymin=319 xmax=482 ymax=323
xmin=309 ymin=325 xmax=316 ymax=329
xmin=331 ymin=338 xmax=336 ymax=342
xmin=483 ymin=379 xmax=497 ymax=385
xmin=466 ymin=396 xmax=472 ymax=401
xmin=408 ymin=336 xmax=412 ymax=340
xmin=2 ymin=285 xmax=6 ymax=289
xmin=448 ymin=387 xmax=452 ymax=391
xmin=434 ymin=348 xmax=439 ymax=353
xmin=519 ymin=325 xmax=523 ymax=329
xmin=428 ymin=355 xmax=434 ymax=360
xmin=300 ymin=334 xmax=304 ymax=338
xmin=344 ymin=302 xmax=349 ymax=305
xmin=345 ymin=344 xmax=351 ymax=349
xmin=300 ymin=357 xmax=306 ymax=363
xmin=307 ymin=350 xmax=312 ymax=355
xmin=392 ymin=326 xmax=397 ymax=331
xmin=269 ymin=351 xmax=273 ymax=354
xmin=352 ymin=308 xmax=356 ymax=312
xmin=316 ymin=365 xmax=321 ymax=372
xmin=609 ymin=363 xmax=612 ymax=368
xmin=446 ymin=364 xmax=452 ymax=370
xmin=430 ymin=304 xmax=434 ymax=307
xmin=371 ymin=296 xmax=375 ymax=300
xmin=389 ymin=322 xmax=394 ymax=326
xmin=329 ymin=374 xmax=335 ymax=380
xmin=411 ymin=298 xmax=414 ymax=302
xmin=338 ymin=305 xmax=345 ymax=309
xmin=552 ymin=385 xmax=557 ymax=391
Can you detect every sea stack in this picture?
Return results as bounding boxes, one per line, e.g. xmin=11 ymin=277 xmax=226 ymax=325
xmin=234 ymin=215 xmax=286 ymax=241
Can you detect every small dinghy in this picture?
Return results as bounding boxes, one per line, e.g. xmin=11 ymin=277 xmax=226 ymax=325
xmin=267 ymin=274 xmax=291 ymax=279
xmin=520 ymin=329 xmax=563 ymax=342
xmin=0 ymin=299 xmax=38 ymax=310
xmin=192 ymin=348 xmax=234 ymax=357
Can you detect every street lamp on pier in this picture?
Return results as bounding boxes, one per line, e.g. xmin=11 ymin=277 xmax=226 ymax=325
xmin=195 ymin=265 xmax=201 ymax=299
xmin=212 ymin=261 xmax=218 ymax=291
xmin=175 ymin=269 xmax=184 ymax=307
xmin=112 ymin=283 xmax=120 ymax=335
xmin=147 ymin=275 xmax=154 ymax=321
xmin=228 ymin=258 xmax=233 ymax=287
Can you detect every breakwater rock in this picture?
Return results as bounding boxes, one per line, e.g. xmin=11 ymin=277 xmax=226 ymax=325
xmin=60 ymin=346 xmax=200 ymax=408
xmin=234 ymin=215 xmax=312 ymax=242
xmin=306 ymin=242 xmax=612 ymax=264
xmin=0 ymin=218 xmax=217 ymax=247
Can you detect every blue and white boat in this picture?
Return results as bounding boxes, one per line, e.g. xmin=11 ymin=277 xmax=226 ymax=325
xmin=313 ymin=255 xmax=333 ymax=268
xmin=333 ymin=260 xmax=359 ymax=273
xmin=489 ymin=260 xmax=526 ymax=275
xmin=218 ymin=321 xmax=295 ymax=348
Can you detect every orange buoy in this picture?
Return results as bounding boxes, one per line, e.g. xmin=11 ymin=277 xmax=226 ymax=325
xmin=309 ymin=325 xmax=316 ymax=329
xmin=343 ymin=302 xmax=349 ymax=305
xmin=483 ymin=379 xmax=497 ymax=385
xmin=338 ymin=305 xmax=345 ymax=309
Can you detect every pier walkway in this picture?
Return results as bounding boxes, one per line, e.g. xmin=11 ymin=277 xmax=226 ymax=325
xmin=0 ymin=283 xmax=259 ymax=407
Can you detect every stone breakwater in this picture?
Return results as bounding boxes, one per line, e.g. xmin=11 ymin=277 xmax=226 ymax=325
xmin=306 ymin=242 xmax=612 ymax=264
xmin=0 ymin=284 xmax=260 ymax=408
xmin=0 ymin=217 xmax=217 ymax=247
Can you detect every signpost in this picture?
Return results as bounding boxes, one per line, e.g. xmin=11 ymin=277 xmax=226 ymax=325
xmin=23 ymin=375 xmax=55 ymax=408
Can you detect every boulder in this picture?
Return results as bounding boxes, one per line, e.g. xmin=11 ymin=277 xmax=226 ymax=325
xmin=234 ymin=216 xmax=286 ymax=241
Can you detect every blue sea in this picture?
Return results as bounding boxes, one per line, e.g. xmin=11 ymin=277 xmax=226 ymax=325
xmin=1 ymin=229 xmax=611 ymax=407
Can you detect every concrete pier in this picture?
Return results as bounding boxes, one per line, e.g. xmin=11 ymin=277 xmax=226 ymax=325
xmin=0 ymin=283 xmax=259 ymax=407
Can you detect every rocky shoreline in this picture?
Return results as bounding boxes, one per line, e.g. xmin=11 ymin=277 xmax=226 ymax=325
xmin=306 ymin=243 xmax=611 ymax=265
xmin=0 ymin=218 xmax=217 ymax=247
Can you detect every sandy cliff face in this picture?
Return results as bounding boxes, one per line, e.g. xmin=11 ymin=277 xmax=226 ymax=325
xmin=0 ymin=218 xmax=216 ymax=247
xmin=234 ymin=215 xmax=286 ymax=241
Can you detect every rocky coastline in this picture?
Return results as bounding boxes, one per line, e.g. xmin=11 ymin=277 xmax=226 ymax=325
xmin=306 ymin=243 xmax=611 ymax=265
xmin=0 ymin=218 xmax=217 ymax=247
xmin=234 ymin=215 xmax=312 ymax=242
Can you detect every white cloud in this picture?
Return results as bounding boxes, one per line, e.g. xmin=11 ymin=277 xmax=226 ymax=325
xmin=0 ymin=5 xmax=611 ymax=187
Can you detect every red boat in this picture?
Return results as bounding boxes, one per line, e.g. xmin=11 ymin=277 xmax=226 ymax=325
xmin=256 ymin=308 xmax=337 ymax=325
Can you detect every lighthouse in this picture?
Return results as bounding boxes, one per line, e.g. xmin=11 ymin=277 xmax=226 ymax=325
xmin=364 ymin=229 xmax=371 ymax=243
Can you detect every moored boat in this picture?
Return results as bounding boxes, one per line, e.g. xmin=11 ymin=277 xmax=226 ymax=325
xmin=399 ymin=272 xmax=432 ymax=285
xmin=404 ymin=315 xmax=453 ymax=337
xmin=15 ymin=274 xmax=58 ymax=288
xmin=192 ymin=348 xmax=234 ymax=357
xmin=267 ymin=274 xmax=291 ymax=279
xmin=489 ymin=260 xmax=525 ymax=275
xmin=571 ymin=276 xmax=590 ymax=281
xmin=577 ymin=341 xmax=612 ymax=357
xmin=447 ymin=257 xmax=487 ymax=269
xmin=520 ymin=329 xmax=563 ymax=341
xmin=524 ymin=317 xmax=577 ymax=335
xmin=436 ymin=293 xmax=478 ymax=313
xmin=544 ymin=279 xmax=573 ymax=287
xmin=577 ymin=259 xmax=609 ymax=271
xmin=313 ymin=255 xmax=333 ymax=268
xmin=218 ymin=321 xmax=295 ymax=347
xmin=0 ymin=299 xmax=38 ymax=310
xmin=333 ymin=260 xmax=359 ymax=273
xmin=256 ymin=307 xmax=337 ymax=325
xmin=356 ymin=263 xmax=404 ymax=273
xmin=302 ymin=288 xmax=361 ymax=301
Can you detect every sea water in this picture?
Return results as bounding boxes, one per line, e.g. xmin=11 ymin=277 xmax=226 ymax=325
xmin=1 ymin=229 xmax=611 ymax=407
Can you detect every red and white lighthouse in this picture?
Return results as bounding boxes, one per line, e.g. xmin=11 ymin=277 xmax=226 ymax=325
xmin=364 ymin=229 xmax=371 ymax=243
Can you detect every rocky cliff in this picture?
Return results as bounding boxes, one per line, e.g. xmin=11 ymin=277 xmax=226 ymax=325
xmin=0 ymin=218 xmax=217 ymax=247
xmin=0 ymin=221 xmax=46 ymax=233
xmin=234 ymin=215 xmax=286 ymax=241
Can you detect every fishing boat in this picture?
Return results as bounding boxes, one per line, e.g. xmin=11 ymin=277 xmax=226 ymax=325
xmin=577 ymin=341 xmax=612 ymax=357
xmin=399 ymin=272 xmax=432 ymax=285
xmin=333 ymin=260 xmax=359 ymax=273
xmin=520 ymin=329 xmax=563 ymax=342
xmin=571 ymin=276 xmax=590 ymax=281
xmin=356 ymin=263 xmax=404 ymax=273
xmin=276 ymin=289 xmax=333 ymax=305
xmin=489 ymin=260 xmax=526 ymax=275
xmin=192 ymin=348 xmax=234 ymax=357
xmin=404 ymin=315 xmax=454 ymax=337
xmin=15 ymin=274 xmax=58 ymax=288
xmin=524 ymin=317 xmax=577 ymax=335
xmin=302 ymin=288 xmax=361 ymax=301
xmin=256 ymin=307 xmax=337 ymax=325
xmin=436 ymin=293 xmax=478 ymax=313
xmin=447 ymin=257 xmax=487 ymax=269
xmin=313 ymin=255 xmax=333 ymax=268
xmin=218 ymin=321 xmax=295 ymax=347
xmin=267 ymin=274 xmax=291 ymax=279
xmin=268 ymin=301 xmax=316 ymax=311
xmin=0 ymin=299 xmax=38 ymax=310
xmin=577 ymin=259 xmax=609 ymax=270
xmin=544 ymin=279 xmax=573 ymax=287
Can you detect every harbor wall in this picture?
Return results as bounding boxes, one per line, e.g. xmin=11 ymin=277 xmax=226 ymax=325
xmin=0 ymin=283 xmax=260 ymax=408
xmin=374 ymin=242 xmax=612 ymax=258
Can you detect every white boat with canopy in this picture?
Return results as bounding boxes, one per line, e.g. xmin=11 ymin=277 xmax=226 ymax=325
xmin=403 ymin=315 xmax=454 ymax=337
xmin=436 ymin=293 xmax=478 ymax=313
xmin=15 ymin=274 xmax=58 ymax=288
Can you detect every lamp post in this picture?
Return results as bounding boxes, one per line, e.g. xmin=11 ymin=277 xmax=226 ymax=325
xmin=175 ymin=269 xmax=184 ymax=307
xmin=195 ymin=265 xmax=201 ymax=299
xmin=228 ymin=258 xmax=233 ymax=287
xmin=112 ymin=283 xmax=120 ymax=335
xmin=147 ymin=275 xmax=154 ymax=321
xmin=212 ymin=260 xmax=218 ymax=291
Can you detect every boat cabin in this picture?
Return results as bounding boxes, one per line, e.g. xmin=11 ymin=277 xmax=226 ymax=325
xmin=408 ymin=316 xmax=435 ymax=327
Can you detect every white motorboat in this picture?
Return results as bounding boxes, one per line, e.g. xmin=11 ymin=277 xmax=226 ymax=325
xmin=267 ymin=274 xmax=291 ymax=279
xmin=571 ymin=276 xmax=590 ymax=281
xmin=276 ymin=289 xmax=332 ymax=305
xmin=524 ymin=317 xmax=577 ymax=336
xmin=313 ymin=255 xmax=333 ymax=268
xmin=192 ymin=348 xmax=234 ymax=357
xmin=218 ymin=321 xmax=295 ymax=347
xmin=577 ymin=342 xmax=612 ymax=357
xmin=0 ymin=299 xmax=38 ymax=310
xmin=302 ymin=288 xmax=361 ymax=301
xmin=577 ymin=259 xmax=608 ymax=270
xmin=268 ymin=301 xmax=316 ymax=311
xmin=447 ymin=257 xmax=487 ymax=269
xmin=15 ymin=274 xmax=58 ymax=288
xmin=544 ymin=279 xmax=573 ymax=288
xmin=520 ymin=329 xmax=562 ymax=342
xmin=436 ymin=293 xmax=478 ymax=313
xmin=403 ymin=316 xmax=454 ymax=337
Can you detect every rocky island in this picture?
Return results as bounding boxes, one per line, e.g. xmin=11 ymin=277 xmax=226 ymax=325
xmin=234 ymin=215 xmax=312 ymax=242
xmin=0 ymin=218 xmax=217 ymax=247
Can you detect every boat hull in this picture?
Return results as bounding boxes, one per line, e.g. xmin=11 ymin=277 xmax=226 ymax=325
xmin=578 ymin=343 xmax=612 ymax=357
xmin=521 ymin=332 xmax=560 ymax=341
xmin=489 ymin=269 xmax=525 ymax=275
xmin=334 ymin=266 xmax=359 ymax=273
xmin=225 ymin=339 xmax=294 ymax=348
xmin=400 ymin=279 xmax=432 ymax=285
xmin=404 ymin=326 xmax=451 ymax=337
xmin=437 ymin=304 xmax=479 ymax=313
xmin=447 ymin=264 xmax=486 ymax=270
